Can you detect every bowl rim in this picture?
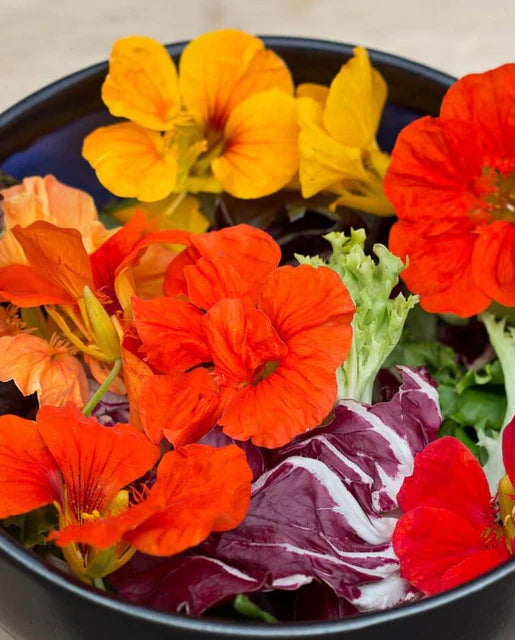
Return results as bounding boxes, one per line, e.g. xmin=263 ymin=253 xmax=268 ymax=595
xmin=0 ymin=34 xmax=512 ymax=636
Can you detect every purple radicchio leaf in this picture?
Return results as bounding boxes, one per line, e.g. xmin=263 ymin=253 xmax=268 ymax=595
xmin=88 ymin=380 xmax=130 ymax=426
xmin=112 ymin=366 xmax=440 ymax=618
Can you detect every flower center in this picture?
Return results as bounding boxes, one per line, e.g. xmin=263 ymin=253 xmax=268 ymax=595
xmin=474 ymin=167 xmax=515 ymax=224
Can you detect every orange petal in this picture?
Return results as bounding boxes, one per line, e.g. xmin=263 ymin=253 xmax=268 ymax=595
xmin=202 ymin=298 xmax=287 ymax=386
xmin=120 ymin=344 xmax=153 ymax=429
xmin=323 ymin=47 xmax=387 ymax=148
xmin=220 ymin=265 xmax=355 ymax=447
xmin=83 ymin=123 xmax=178 ymax=202
xmin=165 ymin=224 xmax=280 ymax=304
xmin=179 ymin=29 xmax=293 ymax=131
xmin=102 ymin=36 xmax=180 ymax=131
xmin=53 ymin=443 xmax=252 ymax=556
xmin=139 ymin=370 xmax=220 ymax=445
xmin=258 ymin=264 xmax=355 ymax=349
xmin=0 ymin=176 xmax=107 ymax=266
xmin=389 ymin=219 xmax=491 ymax=317
xmin=184 ymin=257 xmax=252 ymax=310
xmin=212 ymin=89 xmax=299 ymax=198
xmin=91 ymin=210 xmax=146 ymax=295
xmin=219 ymin=351 xmax=341 ymax=448
xmin=37 ymin=403 xmax=159 ymax=520
xmin=13 ymin=221 xmax=93 ymax=300
xmin=0 ymin=414 xmax=60 ymax=518
xmin=0 ymin=264 xmax=73 ymax=307
xmin=132 ymin=296 xmax=210 ymax=374
xmin=472 ymin=221 xmax=515 ymax=308
xmin=0 ymin=334 xmax=89 ymax=408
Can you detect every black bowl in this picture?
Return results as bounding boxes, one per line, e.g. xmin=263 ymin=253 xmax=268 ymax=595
xmin=0 ymin=37 xmax=513 ymax=640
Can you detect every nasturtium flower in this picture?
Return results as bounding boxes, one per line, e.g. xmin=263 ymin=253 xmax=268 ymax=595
xmin=0 ymin=175 xmax=108 ymax=267
xmin=132 ymin=224 xmax=355 ymax=448
xmin=0 ymin=212 xmax=191 ymax=399
xmin=179 ymin=29 xmax=299 ymax=198
xmin=297 ymin=47 xmax=393 ymax=216
xmin=0 ymin=333 xmax=89 ymax=409
xmin=0 ymin=404 xmax=252 ymax=580
xmin=83 ymin=30 xmax=299 ymax=201
xmin=393 ymin=420 xmax=515 ymax=596
xmin=385 ymin=63 xmax=515 ymax=317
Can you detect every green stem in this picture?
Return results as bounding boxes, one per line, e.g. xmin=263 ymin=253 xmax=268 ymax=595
xmin=83 ymin=358 xmax=122 ymax=417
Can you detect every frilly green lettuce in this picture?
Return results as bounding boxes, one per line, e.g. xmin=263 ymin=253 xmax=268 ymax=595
xmin=477 ymin=312 xmax=515 ymax=491
xmin=296 ymin=228 xmax=418 ymax=404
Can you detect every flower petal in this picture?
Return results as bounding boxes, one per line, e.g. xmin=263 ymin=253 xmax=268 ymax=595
xmin=440 ymin=548 xmax=511 ymax=592
xmin=120 ymin=345 xmax=153 ymax=429
xmin=37 ymin=403 xmax=159 ymax=519
xmin=220 ymin=265 xmax=354 ymax=447
xmin=90 ymin=210 xmax=146 ymax=295
xmin=202 ymin=298 xmax=287 ymax=386
xmin=139 ymin=370 xmax=220 ymax=446
xmin=184 ymin=257 xmax=251 ymax=310
xmin=297 ymin=95 xmax=366 ymax=198
xmin=0 ymin=175 xmax=105 ymax=265
xmin=384 ymin=116 xmax=479 ymax=221
xmin=440 ymin=63 xmax=515 ymax=163
xmin=83 ymin=123 xmax=178 ymax=202
xmin=389 ymin=219 xmax=491 ymax=317
xmin=179 ymin=29 xmax=293 ymax=131
xmin=397 ymin=437 xmax=493 ymax=528
xmin=258 ymin=264 xmax=355 ymax=347
xmin=102 ymin=36 xmax=180 ymax=131
xmin=296 ymin=83 xmax=330 ymax=104
xmin=0 ymin=415 xmax=60 ymax=518
xmin=54 ymin=443 xmax=252 ymax=557
xmin=472 ymin=221 xmax=515 ymax=308
xmin=212 ymin=89 xmax=299 ymax=198
xmin=0 ymin=334 xmax=89 ymax=408
xmin=0 ymin=264 xmax=73 ymax=307
xmin=164 ymin=224 xmax=280 ymax=304
xmin=323 ymin=47 xmax=386 ymax=148
xmin=393 ymin=506 xmax=508 ymax=595
xmin=132 ymin=296 xmax=210 ymax=374
xmin=12 ymin=221 xmax=93 ymax=300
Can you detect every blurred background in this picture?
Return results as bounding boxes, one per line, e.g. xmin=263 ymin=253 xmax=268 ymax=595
xmin=0 ymin=0 xmax=513 ymax=112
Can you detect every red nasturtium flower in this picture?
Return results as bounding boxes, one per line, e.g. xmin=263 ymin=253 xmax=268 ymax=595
xmin=385 ymin=64 xmax=515 ymax=317
xmin=393 ymin=418 xmax=515 ymax=595
xmin=0 ymin=403 xmax=252 ymax=580
xmin=132 ymin=224 xmax=355 ymax=449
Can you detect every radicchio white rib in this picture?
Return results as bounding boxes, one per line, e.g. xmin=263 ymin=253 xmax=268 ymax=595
xmin=112 ymin=366 xmax=441 ymax=617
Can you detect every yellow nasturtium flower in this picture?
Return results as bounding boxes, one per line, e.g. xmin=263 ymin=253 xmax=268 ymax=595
xmin=83 ymin=30 xmax=299 ymax=202
xmin=297 ymin=47 xmax=394 ymax=216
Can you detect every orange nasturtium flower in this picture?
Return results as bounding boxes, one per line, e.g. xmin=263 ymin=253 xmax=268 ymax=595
xmin=83 ymin=30 xmax=299 ymax=201
xmin=0 ymin=175 xmax=108 ymax=267
xmin=0 ymin=305 xmax=89 ymax=408
xmin=0 ymin=211 xmax=191 ymax=400
xmin=297 ymin=46 xmax=393 ymax=216
xmin=132 ymin=224 xmax=355 ymax=449
xmin=385 ymin=63 xmax=515 ymax=317
xmin=0 ymin=403 xmax=252 ymax=581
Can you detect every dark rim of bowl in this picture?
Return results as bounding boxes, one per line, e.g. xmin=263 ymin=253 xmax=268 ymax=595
xmin=0 ymin=35 xmax=512 ymax=636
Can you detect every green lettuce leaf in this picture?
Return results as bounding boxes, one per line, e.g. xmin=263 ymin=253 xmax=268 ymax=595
xmin=297 ymin=229 xmax=418 ymax=403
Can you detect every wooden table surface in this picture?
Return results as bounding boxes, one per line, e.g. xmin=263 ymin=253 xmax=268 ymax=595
xmin=0 ymin=0 xmax=513 ymax=637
